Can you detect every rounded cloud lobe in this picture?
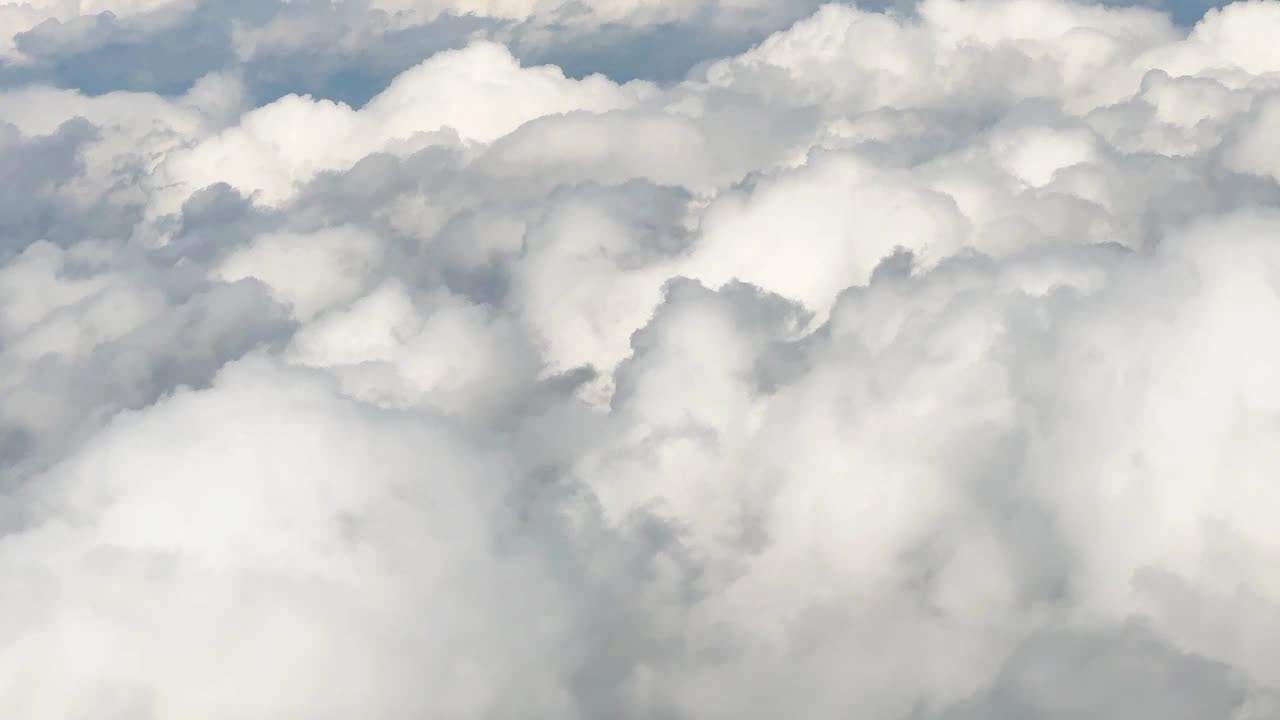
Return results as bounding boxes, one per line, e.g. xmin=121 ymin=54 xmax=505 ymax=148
xmin=4 ymin=0 xmax=1280 ymax=718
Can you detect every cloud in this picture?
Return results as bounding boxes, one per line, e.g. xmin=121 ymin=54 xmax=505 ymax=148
xmin=146 ymin=41 xmax=656 ymax=213
xmin=3 ymin=0 xmax=1280 ymax=718
xmin=1 ymin=356 xmax=578 ymax=719
xmin=0 ymin=0 xmax=195 ymax=61
xmin=0 ymin=0 xmax=829 ymax=102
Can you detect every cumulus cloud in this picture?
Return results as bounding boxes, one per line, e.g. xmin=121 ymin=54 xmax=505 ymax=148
xmin=4 ymin=0 xmax=1280 ymax=718
xmin=0 ymin=0 xmax=831 ymax=102
xmin=149 ymin=41 xmax=657 ymax=212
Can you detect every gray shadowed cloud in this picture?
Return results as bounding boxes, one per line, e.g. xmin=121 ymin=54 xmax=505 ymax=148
xmin=0 ymin=0 xmax=1230 ymax=107
xmin=0 ymin=0 xmax=828 ymax=103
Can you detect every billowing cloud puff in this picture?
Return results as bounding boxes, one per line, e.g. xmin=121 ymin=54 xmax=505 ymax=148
xmin=4 ymin=0 xmax=1280 ymax=718
xmin=151 ymin=41 xmax=657 ymax=210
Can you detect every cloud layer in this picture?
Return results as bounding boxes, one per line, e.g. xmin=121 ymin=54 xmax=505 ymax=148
xmin=3 ymin=0 xmax=1280 ymax=718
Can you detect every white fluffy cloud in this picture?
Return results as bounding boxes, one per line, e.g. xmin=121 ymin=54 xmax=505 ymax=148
xmin=4 ymin=0 xmax=1280 ymax=718
xmin=152 ymin=42 xmax=657 ymax=211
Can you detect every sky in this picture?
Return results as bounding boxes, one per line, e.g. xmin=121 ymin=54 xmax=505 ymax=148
xmin=1 ymin=0 xmax=1280 ymax=718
